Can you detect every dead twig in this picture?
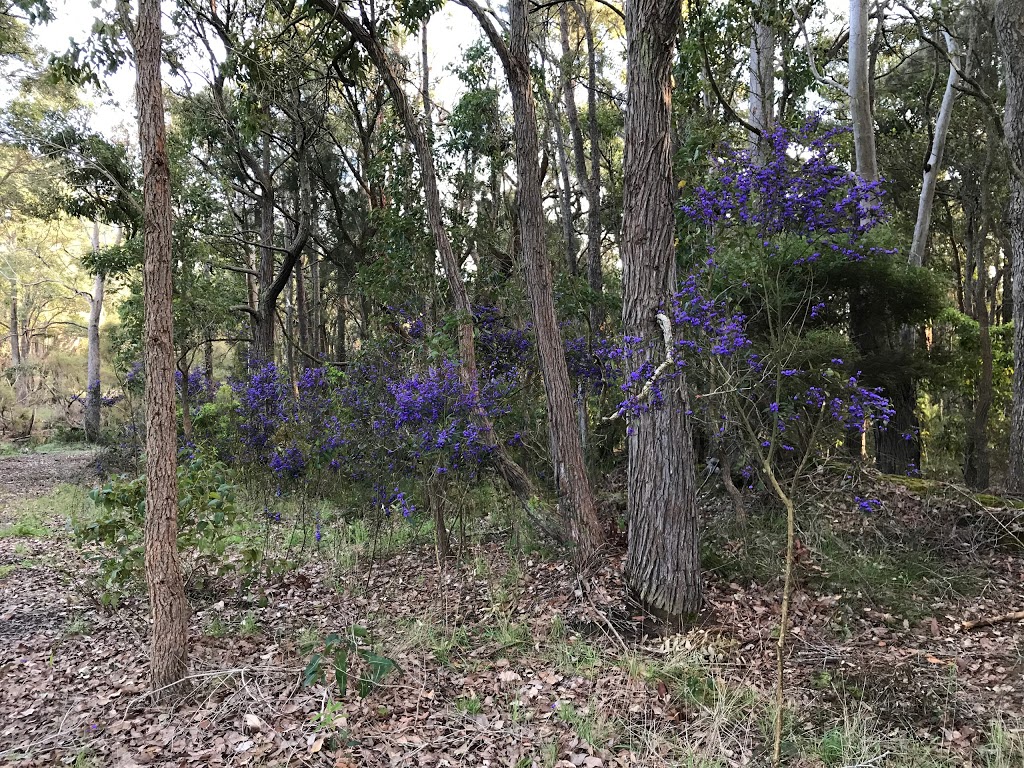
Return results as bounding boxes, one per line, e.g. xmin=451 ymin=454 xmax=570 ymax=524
xmin=961 ymin=609 xmax=1024 ymax=631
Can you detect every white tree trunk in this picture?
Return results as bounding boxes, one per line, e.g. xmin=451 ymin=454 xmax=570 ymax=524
xmin=749 ymin=2 xmax=775 ymax=164
xmin=909 ymin=32 xmax=961 ymax=268
xmin=84 ymin=221 xmax=105 ymax=443
xmin=849 ymin=0 xmax=879 ymax=182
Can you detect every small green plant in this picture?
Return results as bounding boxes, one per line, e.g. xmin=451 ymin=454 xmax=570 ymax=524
xmin=456 ymin=695 xmax=483 ymax=715
xmin=206 ymin=616 xmax=227 ymax=637
xmin=302 ymin=626 xmax=399 ymax=699
xmin=239 ymin=612 xmax=259 ymax=636
xmin=0 ymin=564 xmax=15 ymax=579
xmin=65 ymin=615 xmax=91 ymax=635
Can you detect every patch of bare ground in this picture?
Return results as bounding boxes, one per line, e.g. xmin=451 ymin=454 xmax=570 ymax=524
xmin=0 ymin=456 xmax=1021 ymax=767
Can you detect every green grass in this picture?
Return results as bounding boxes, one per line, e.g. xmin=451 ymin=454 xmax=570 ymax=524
xmin=2 ymin=484 xmax=89 ymax=539
xmin=702 ymin=509 xmax=983 ymax=622
xmin=0 ymin=563 xmax=16 ymax=579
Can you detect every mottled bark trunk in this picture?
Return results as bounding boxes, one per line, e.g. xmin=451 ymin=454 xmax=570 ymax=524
xmin=749 ymin=1 xmax=775 ymax=164
xmin=541 ymin=77 xmax=578 ymax=274
xmin=178 ymin=360 xmax=193 ymax=440
xmin=252 ymin=135 xmax=276 ymax=363
xmin=203 ymin=335 xmax=214 ymax=393
xmin=622 ymin=0 xmax=701 ymax=622
xmin=84 ymin=249 xmax=105 ymax=443
xmin=910 ymin=32 xmax=961 ymax=268
xmin=132 ymin=0 xmax=189 ymax=698
xmin=849 ymin=0 xmax=878 ymax=184
xmin=295 ymin=253 xmax=309 ymax=354
xmin=466 ymin=0 xmax=605 ymax=560
xmin=997 ymin=0 xmax=1024 ymax=492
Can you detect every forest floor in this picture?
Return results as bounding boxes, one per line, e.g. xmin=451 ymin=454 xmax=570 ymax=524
xmin=0 ymin=450 xmax=1023 ymax=768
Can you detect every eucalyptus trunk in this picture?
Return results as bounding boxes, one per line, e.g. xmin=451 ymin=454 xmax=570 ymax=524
xmin=465 ymin=0 xmax=605 ymax=559
xmin=582 ymin=3 xmax=604 ymax=334
xmin=132 ymin=0 xmax=189 ymax=698
xmin=622 ymin=0 xmax=702 ymax=622
xmin=997 ymin=0 xmax=1024 ymax=492
xmin=749 ymin=0 xmax=775 ymax=165
xmin=84 ymin=223 xmax=105 ymax=443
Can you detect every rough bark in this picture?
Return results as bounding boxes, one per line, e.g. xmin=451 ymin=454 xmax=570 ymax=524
xmin=84 ymin=222 xmax=105 ymax=443
xmin=131 ymin=0 xmax=189 ymax=698
xmin=749 ymin=0 xmax=775 ymax=165
xmin=849 ymin=0 xmax=879 ymax=184
xmin=963 ymin=120 xmax=996 ymax=490
xmin=621 ymin=0 xmax=702 ymax=622
xmin=997 ymin=0 xmax=1024 ymax=492
xmin=581 ymin=3 xmax=603 ymax=334
xmin=461 ymin=0 xmax=605 ymax=561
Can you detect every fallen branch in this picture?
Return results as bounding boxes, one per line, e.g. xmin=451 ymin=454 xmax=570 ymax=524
xmin=961 ymin=610 xmax=1024 ymax=631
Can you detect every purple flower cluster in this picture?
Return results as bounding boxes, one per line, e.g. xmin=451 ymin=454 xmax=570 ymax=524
xmin=681 ymin=118 xmax=889 ymax=263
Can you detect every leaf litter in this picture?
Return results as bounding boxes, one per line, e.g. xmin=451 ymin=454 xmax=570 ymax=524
xmin=0 ymin=452 xmax=1022 ymax=766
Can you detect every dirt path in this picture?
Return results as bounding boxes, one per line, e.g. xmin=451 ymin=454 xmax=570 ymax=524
xmin=0 ymin=449 xmax=99 ymax=505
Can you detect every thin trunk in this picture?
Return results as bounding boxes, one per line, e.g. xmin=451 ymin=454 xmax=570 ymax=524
xmin=85 ymin=223 xmax=105 ymax=443
xmin=749 ymin=1 xmax=775 ymax=164
xmin=309 ymin=246 xmax=322 ymax=359
xmin=910 ymin=32 xmax=961 ymax=268
xmin=8 ymin=276 xmax=24 ymax=402
xmin=582 ymin=3 xmax=604 ymax=334
xmin=849 ymin=0 xmax=879 ymax=183
xmin=204 ymin=334 xmax=214 ymax=392
xmin=622 ymin=0 xmax=702 ymax=622
xmin=253 ymin=132 xmax=276 ymax=362
xmin=178 ymin=360 xmax=193 ymax=440
xmin=463 ymin=0 xmax=605 ymax=560
xmin=295 ymin=252 xmax=309 ymax=353
xmin=964 ymin=121 xmax=996 ymax=490
xmin=132 ymin=0 xmax=189 ymax=698
xmin=541 ymin=77 xmax=578 ymax=274
xmin=560 ymin=6 xmax=590 ymax=189
xmin=309 ymin=0 xmax=539 ymax=510
xmin=997 ymin=0 xmax=1024 ymax=492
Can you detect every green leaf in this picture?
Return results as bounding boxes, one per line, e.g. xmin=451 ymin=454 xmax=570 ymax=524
xmin=333 ymin=646 xmax=349 ymax=694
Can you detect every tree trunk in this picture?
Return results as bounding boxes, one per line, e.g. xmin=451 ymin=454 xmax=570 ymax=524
xmin=203 ymin=334 xmax=214 ymax=393
xmin=621 ymin=0 xmax=702 ymax=623
xmin=849 ymin=0 xmax=878 ymax=184
xmin=309 ymin=0 xmax=542 ymax=515
xmin=84 ymin=223 xmax=105 ymax=443
xmin=541 ymin=74 xmax=578 ymax=275
xmin=8 ymin=276 xmax=24 ymax=402
xmin=997 ymin=0 xmax=1024 ymax=493
xmin=132 ymin=0 xmax=189 ymax=699
xmin=909 ymin=32 xmax=961 ymax=268
xmin=581 ymin=3 xmax=604 ymax=335
xmin=749 ymin=0 xmax=775 ymax=165
xmin=465 ymin=0 xmax=605 ymax=560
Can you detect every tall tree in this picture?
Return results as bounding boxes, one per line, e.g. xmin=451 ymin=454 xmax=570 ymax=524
xmin=749 ymin=0 xmax=774 ymax=164
xmin=849 ymin=0 xmax=879 ymax=185
xmin=621 ymin=0 xmax=701 ymax=622
xmin=127 ymin=0 xmax=189 ymax=697
xmin=460 ymin=0 xmax=606 ymax=560
xmin=997 ymin=0 xmax=1024 ymax=492
xmin=83 ymin=221 xmax=104 ymax=442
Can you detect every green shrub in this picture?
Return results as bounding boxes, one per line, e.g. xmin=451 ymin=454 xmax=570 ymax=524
xmin=75 ymin=450 xmax=242 ymax=604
